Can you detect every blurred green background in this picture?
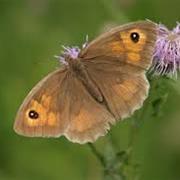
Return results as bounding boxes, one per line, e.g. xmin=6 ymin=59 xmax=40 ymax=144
xmin=0 ymin=0 xmax=180 ymax=180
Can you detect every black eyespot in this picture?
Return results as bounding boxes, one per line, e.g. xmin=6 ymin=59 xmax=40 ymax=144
xmin=130 ymin=32 xmax=140 ymax=43
xmin=28 ymin=110 xmax=39 ymax=119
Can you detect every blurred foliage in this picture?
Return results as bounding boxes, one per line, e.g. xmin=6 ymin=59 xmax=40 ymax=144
xmin=0 ymin=0 xmax=180 ymax=180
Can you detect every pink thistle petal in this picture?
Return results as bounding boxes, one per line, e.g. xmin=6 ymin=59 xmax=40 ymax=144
xmin=152 ymin=23 xmax=180 ymax=77
xmin=55 ymin=36 xmax=88 ymax=65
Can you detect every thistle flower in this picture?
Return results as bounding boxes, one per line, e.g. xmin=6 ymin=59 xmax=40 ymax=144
xmin=55 ymin=35 xmax=88 ymax=65
xmin=152 ymin=23 xmax=180 ymax=77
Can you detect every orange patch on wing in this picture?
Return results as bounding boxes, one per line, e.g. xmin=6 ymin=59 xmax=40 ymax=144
xmin=113 ymin=79 xmax=138 ymax=101
xmin=120 ymin=29 xmax=147 ymax=52
xmin=127 ymin=52 xmax=140 ymax=62
xmin=109 ymin=41 xmax=124 ymax=53
xmin=25 ymin=94 xmax=57 ymax=127
xmin=41 ymin=94 xmax=51 ymax=108
xmin=48 ymin=112 xmax=57 ymax=126
xmin=69 ymin=109 xmax=93 ymax=133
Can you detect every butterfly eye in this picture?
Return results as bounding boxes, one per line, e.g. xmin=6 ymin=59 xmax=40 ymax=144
xmin=130 ymin=32 xmax=140 ymax=43
xmin=28 ymin=110 xmax=39 ymax=119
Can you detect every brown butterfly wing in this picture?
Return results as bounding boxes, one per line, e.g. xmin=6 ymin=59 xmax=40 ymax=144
xmin=14 ymin=68 xmax=115 ymax=143
xmin=14 ymin=68 xmax=69 ymax=137
xmin=63 ymin=75 xmax=115 ymax=143
xmin=80 ymin=20 xmax=157 ymax=120
xmin=80 ymin=20 xmax=157 ymax=70
xmin=82 ymin=60 xmax=149 ymax=120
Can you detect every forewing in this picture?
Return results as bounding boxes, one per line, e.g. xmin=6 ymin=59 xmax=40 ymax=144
xmin=80 ymin=21 xmax=157 ymax=70
xmin=14 ymin=68 xmax=69 ymax=137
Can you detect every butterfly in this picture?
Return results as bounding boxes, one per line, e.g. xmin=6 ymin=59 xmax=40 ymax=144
xmin=14 ymin=21 xmax=157 ymax=144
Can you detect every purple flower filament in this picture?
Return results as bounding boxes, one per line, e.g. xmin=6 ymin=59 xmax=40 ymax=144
xmin=56 ymin=46 xmax=81 ymax=65
xmin=56 ymin=36 xmax=88 ymax=65
xmin=152 ymin=23 xmax=180 ymax=77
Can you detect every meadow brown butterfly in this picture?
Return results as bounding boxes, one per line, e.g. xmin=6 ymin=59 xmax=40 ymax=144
xmin=14 ymin=21 xmax=157 ymax=144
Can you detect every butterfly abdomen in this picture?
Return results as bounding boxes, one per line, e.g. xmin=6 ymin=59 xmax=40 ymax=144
xmin=68 ymin=57 xmax=103 ymax=103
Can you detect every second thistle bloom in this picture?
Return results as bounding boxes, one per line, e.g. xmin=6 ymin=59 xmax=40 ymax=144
xmin=152 ymin=23 xmax=180 ymax=77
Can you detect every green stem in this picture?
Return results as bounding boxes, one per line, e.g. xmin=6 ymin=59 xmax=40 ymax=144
xmin=88 ymin=143 xmax=106 ymax=168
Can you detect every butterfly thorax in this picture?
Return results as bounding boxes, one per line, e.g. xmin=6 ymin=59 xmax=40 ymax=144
xmin=59 ymin=48 xmax=103 ymax=103
xmin=70 ymin=56 xmax=103 ymax=102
